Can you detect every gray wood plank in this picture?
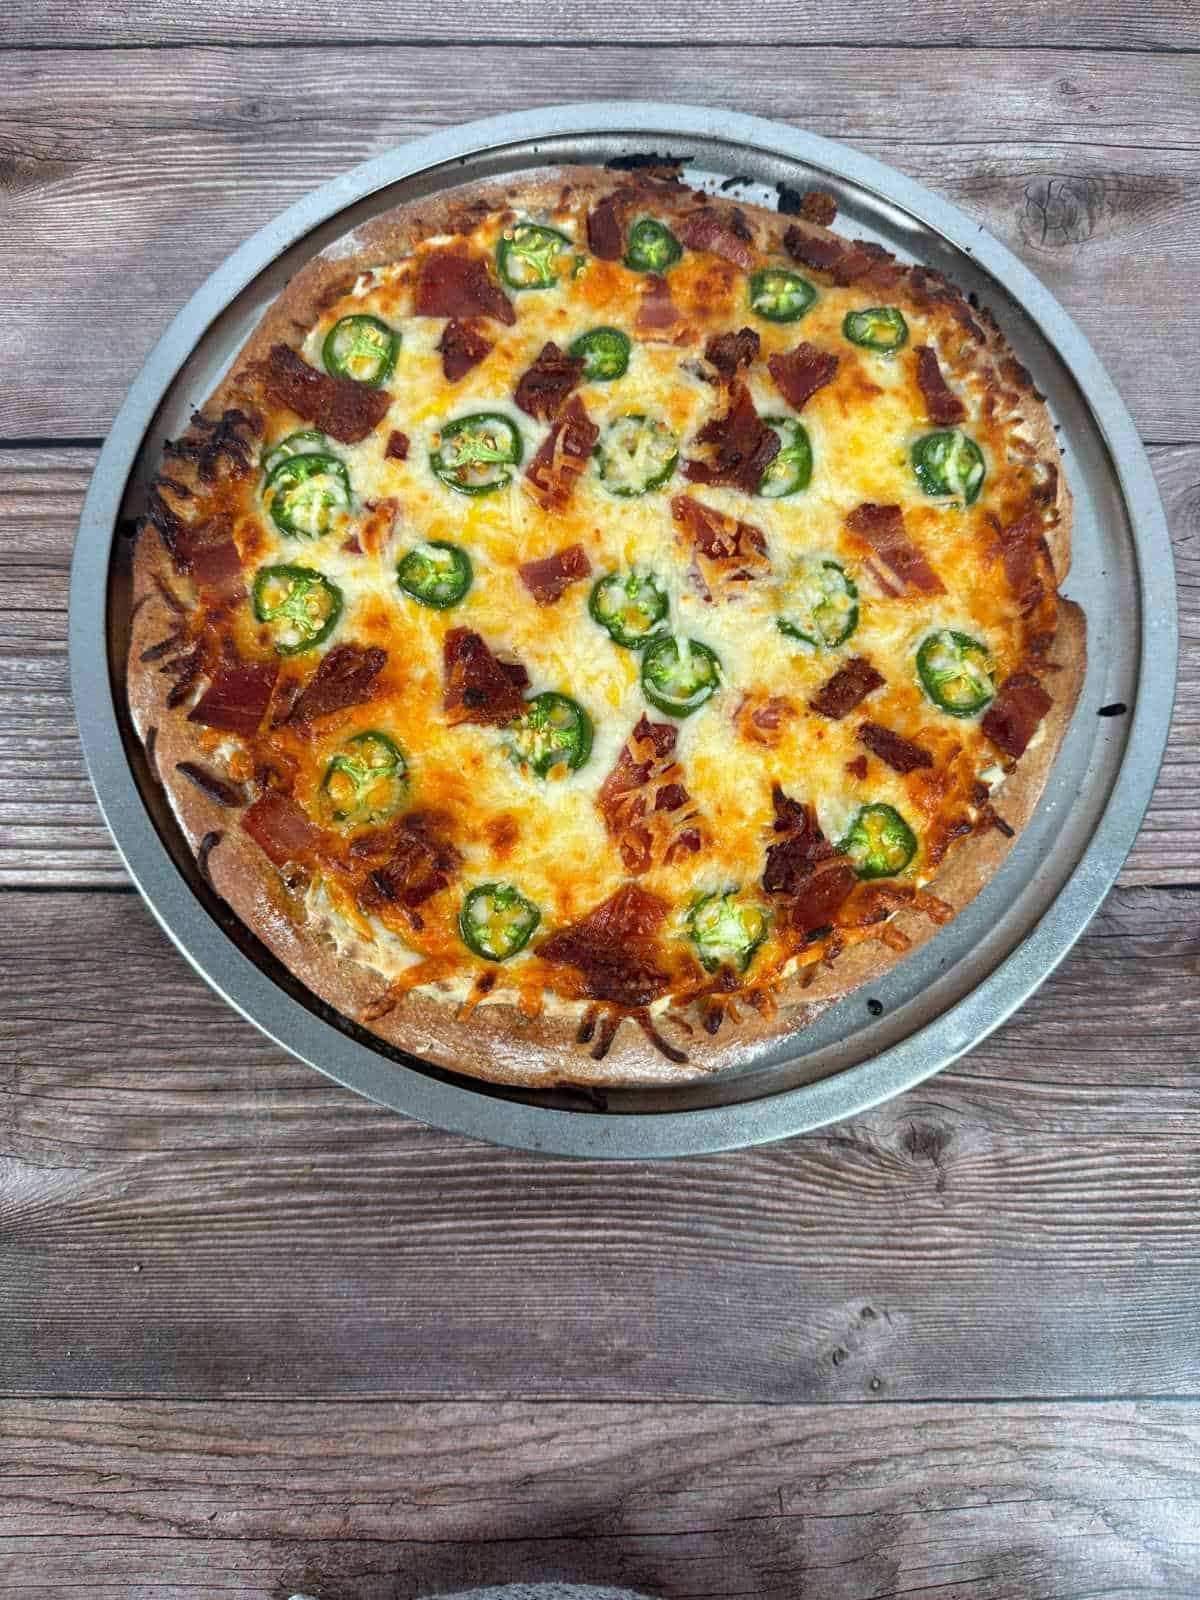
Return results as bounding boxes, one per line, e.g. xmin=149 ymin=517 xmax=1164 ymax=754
xmin=2 ymin=1397 xmax=1198 ymax=1599
xmin=4 ymin=444 xmax=1194 ymax=887
xmin=1 ymin=884 xmax=1198 ymax=1402
xmin=1 ymin=47 xmax=1198 ymax=439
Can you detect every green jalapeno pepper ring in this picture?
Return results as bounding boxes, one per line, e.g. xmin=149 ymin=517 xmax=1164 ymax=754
xmin=776 ymin=557 xmax=859 ymax=650
xmin=264 ymin=452 xmax=352 ymax=539
xmin=497 ymin=223 xmax=573 ymax=291
xmin=260 ymin=429 xmax=330 ymax=476
xmin=458 ymin=882 xmax=542 ymax=961
xmin=687 ymin=888 xmax=770 ymax=975
xmin=430 ymin=413 xmax=523 ymax=496
xmin=505 ymin=691 xmax=594 ymax=777
xmin=916 ymin=629 xmax=995 ymax=717
xmin=838 ymin=803 xmax=918 ymax=880
xmin=322 ymin=313 xmax=400 ymax=387
xmin=747 ymin=267 xmax=817 ymax=324
xmin=321 ymin=731 xmax=408 ymax=826
xmin=589 ymin=569 xmax=671 ymax=650
xmin=912 ymin=430 xmax=986 ymax=505
xmin=624 ymin=218 xmax=683 ymax=273
xmin=252 ymin=564 xmax=344 ymax=656
xmin=843 ymin=306 xmax=909 ymax=352
xmin=569 ymin=326 xmax=631 ymax=382
xmin=595 ymin=413 xmax=679 ymax=497
xmin=757 ymin=416 xmax=813 ymax=498
xmin=641 ymin=635 xmax=722 ymax=717
xmin=396 ymin=541 xmax=473 ymax=609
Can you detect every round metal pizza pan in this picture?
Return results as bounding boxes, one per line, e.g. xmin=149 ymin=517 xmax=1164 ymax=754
xmin=71 ymin=102 xmax=1176 ymax=1158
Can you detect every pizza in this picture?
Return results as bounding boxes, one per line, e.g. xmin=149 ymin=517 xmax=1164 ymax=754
xmin=127 ymin=162 xmax=1085 ymax=1086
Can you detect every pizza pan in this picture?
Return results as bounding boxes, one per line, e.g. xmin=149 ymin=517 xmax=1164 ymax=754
xmin=71 ymin=102 xmax=1176 ymax=1158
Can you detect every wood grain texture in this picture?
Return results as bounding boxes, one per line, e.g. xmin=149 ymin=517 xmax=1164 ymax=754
xmin=2 ymin=1398 xmax=1199 ymax=1599
xmin=2 ymin=884 xmax=1198 ymax=1402
xmin=1 ymin=47 xmax=1198 ymax=438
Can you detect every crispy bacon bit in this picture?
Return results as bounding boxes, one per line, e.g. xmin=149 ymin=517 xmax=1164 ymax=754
xmin=672 ymin=494 xmax=769 ymax=596
xmin=846 ymin=754 xmax=869 ymax=780
xmin=704 ymin=326 xmax=760 ymax=381
xmin=677 ymin=206 xmax=757 ymax=269
xmin=187 ymin=656 xmax=278 ymax=736
xmin=256 ymin=344 xmax=390 ymax=444
xmin=518 ymin=543 xmax=592 ymax=606
xmin=858 ymin=721 xmax=934 ymax=774
xmin=636 ymin=274 xmax=683 ymax=336
xmin=845 ymin=502 xmax=945 ymax=595
xmin=684 ymin=382 xmax=780 ymax=494
xmin=175 ymin=761 xmax=245 ymax=808
xmin=436 ymin=318 xmax=492 ymax=382
xmin=598 ymin=716 xmax=702 ymax=875
xmin=767 ymin=342 xmax=839 ymax=412
xmin=735 ymin=693 xmax=794 ymax=748
xmin=163 ymin=645 xmax=205 ymax=711
xmin=982 ymin=672 xmax=1052 ymax=759
xmin=178 ymin=514 xmax=243 ymax=595
xmin=413 ymin=249 xmax=515 ymax=325
xmin=587 ymin=192 xmax=627 ymax=259
xmin=242 ymin=790 xmax=317 ymax=867
xmin=538 ymin=883 xmax=672 ymax=1008
xmin=809 ymin=656 xmax=885 ymax=721
xmin=286 ymin=644 xmax=386 ymax=727
xmin=525 ymin=395 xmax=599 ymax=513
xmin=800 ymin=189 xmax=838 ymax=226
xmin=163 ymin=407 xmax=260 ymax=484
xmin=995 ymin=507 xmax=1055 ymax=615
xmin=762 ymin=785 xmax=857 ymax=938
xmin=385 ymin=430 xmax=409 ymax=461
xmin=914 ymin=345 xmax=966 ymax=425
xmin=358 ymin=813 xmax=461 ymax=916
xmin=783 ymin=225 xmax=873 ymax=286
xmin=514 ymin=341 xmax=584 ymax=421
xmin=443 ymin=628 xmax=529 ymax=727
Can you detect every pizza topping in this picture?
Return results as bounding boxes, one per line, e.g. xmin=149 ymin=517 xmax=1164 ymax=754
xmin=242 ymin=790 xmax=318 ymax=867
xmin=285 ymin=642 xmax=387 ymax=727
xmin=513 ymin=341 xmax=585 ymax=421
xmin=252 ymin=564 xmax=344 ymax=655
xmin=747 ymin=267 xmax=817 ymax=324
xmin=587 ymin=193 xmax=628 ymax=261
xmin=257 ymin=344 xmax=391 ymax=444
xmin=526 ymin=395 xmax=600 ymax=512
xmin=625 ymin=218 xmax=683 ymax=273
xmin=671 ymin=494 xmax=769 ymax=595
xmin=321 ymin=731 xmax=408 ymax=827
xmin=761 ymin=785 xmax=857 ymax=936
xmin=995 ymin=508 xmax=1055 ymax=614
xmin=912 ymin=430 xmax=986 ymax=505
xmin=431 ymin=412 xmax=523 ymax=496
xmin=186 ymin=655 xmax=279 ymax=736
xmin=261 ymin=429 xmax=330 ymax=476
xmin=838 ymin=802 xmax=918 ymax=879
xmin=704 ymin=326 xmax=760 ymax=380
xmin=914 ymin=345 xmax=967 ymax=425
xmin=845 ymin=503 xmax=945 ymax=595
xmin=677 ymin=206 xmax=757 ymax=270
xmin=570 ymin=326 xmax=631 ymax=382
xmin=596 ymin=413 xmax=679 ymax=497
xmin=843 ymin=306 xmax=909 ymax=352
xmin=641 ymin=635 xmax=722 ymax=717
xmin=809 ymin=655 xmax=885 ymax=720
xmin=775 ymin=556 xmax=859 ymax=649
xmin=397 ymin=541 xmax=474 ymax=609
xmin=857 ymin=722 xmax=934 ymax=775
xmin=518 ymin=543 xmax=593 ymax=607
xmin=598 ymin=715 xmax=699 ymax=874
xmin=783 ymin=225 xmax=876 ymax=287
xmin=537 ymin=882 xmax=672 ymax=1007
xmin=735 ymin=693 xmax=794 ymax=748
xmin=458 ymin=882 xmax=542 ymax=960
xmin=496 ymin=223 xmax=574 ymax=291
xmin=767 ymin=343 xmax=839 ymax=412
xmin=186 ymin=518 xmax=243 ymax=595
xmin=358 ymin=812 xmax=461 ymax=916
xmin=589 ymin=569 xmax=671 ymax=649
xmin=443 ymin=628 xmax=530 ymax=727
xmin=413 ymin=249 xmax=516 ymax=325
xmin=322 ymin=314 xmax=400 ymax=388
xmin=683 ymin=382 xmax=780 ymax=496
xmin=917 ymin=629 xmax=996 ymax=717
xmin=686 ymin=889 xmax=769 ymax=974
xmin=385 ymin=430 xmax=409 ymax=461
xmin=505 ymin=691 xmax=594 ymax=778
xmin=263 ymin=452 xmax=351 ymax=539
xmin=635 ymin=273 xmax=685 ymax=337
xmin=756 ymin=416 xmax=812 ymax=498
xmin=436 ymin=319 xmax=492 ymax=383
xmin=981 ymin=672 xmax=1052 ymax=759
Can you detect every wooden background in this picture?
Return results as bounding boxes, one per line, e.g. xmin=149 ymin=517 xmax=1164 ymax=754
xmin=2 ymin=4 xmax=1199 ymax=1596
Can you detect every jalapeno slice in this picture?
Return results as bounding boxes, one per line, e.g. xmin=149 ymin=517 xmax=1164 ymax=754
xmin=263 ymin=452 xmax=352 ymax=539
xmin=776 ymin=557 xmax=859 ymax=650
xmin=843 ymin=306 xmax=909 ymax=352
xmin=757 ymin=416 xmax=813 ymax=498
xmin=252 ymin=564 xmax=344 ymax=656
xmin=569 ymin=326 xmax=631 ymax=382
xmin=396 ymin=541 xmax=473 ymax=610
xmin=322 ymin=313 xmax=400 ymax=386
xmin=321 ymin=732 xmax=408 ymax=827
xmin=641 ymin=636 xmax=722 ymax=717
xmin=430 ymin=413 xmax=523 ymax=497
xmin=497 ymin=223 xmax=574 ymax=291
xmin=624 ymin=218 xmax=683 ymax=273
xmin=589 ymin=569 xmax=670 ymax=650
xmin=458 ymin=882 xmax=541 ymax=961
xmin=912 ymin=430 xmax=986 ymax=505
xmin=916 ymin=629 xmax=995 ymax=717
xmin=505 ymin=691 xmax=593 ymax=778
xmin=838 ymin=803 xmax=918 ymax=880
xmin=747 ymin=267 xmax=817 ymax=324
xmin=595 ymin=414 xmax=678 ymax=497
xmin=686 ymin=889 xmax=769 ymax=975
xmin=260 ymin=429 xmax=330 ymax=476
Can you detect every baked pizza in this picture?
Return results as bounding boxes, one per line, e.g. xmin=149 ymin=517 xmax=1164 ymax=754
xmin=127 ymin=162 xmax=1084 ymax=1086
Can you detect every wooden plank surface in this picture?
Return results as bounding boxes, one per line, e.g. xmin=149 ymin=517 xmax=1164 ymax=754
xmin=3 ymin=1398 xmax=1199 ymax=1599
xmin=1 ymin=47 xmax=1198 ymax=439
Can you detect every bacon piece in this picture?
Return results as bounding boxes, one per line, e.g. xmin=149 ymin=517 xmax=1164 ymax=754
xmin=357 ymin=813 xmax=461 ymax=918
xmin=525 ymin=395 xmax=599 ymax=513
xmin=587 ymin=192 xmax=627 ymax=260
xmin=286 ymin=644 xmax=386 ymax=727
xmin=800 ymin=190 xmax=838 ymax=226
xmin=914 ymin=345 xmax=966 ymax=425
xmin=735 ymin=693 xmax=794 ymax=748
xmin=443 ymin=628 xmax=529 ymax=727
xmin=858 ymin=721 xmax=934 ymax=774
xmin=537 ymin=883 xmax=672 ymax=1008
xmin=672 ymin=494 xmax=769 ymax=597
xmin=256 ymin=344 xmax=390 ymax=445
xmin=436 ymin=318 xmax=492 ymax=383
xmin=767 ymin=342 xmax=839 ymax=412
xmin=982 ymin=672 xmax=1052 ymax=759
xmin=636 ymin=274 xmax=683 ymax=336
xmin=597 ymin=716 xmax=701 ymax=875
xmin=242 ymin=790 xmax=317 ymax=867
xmin=517 ymin=543 xmax=592 ymax=607
xmin=514 ymin=341 xmax=584 ymax=421
xmin=846 ymin=754 xmax=868 ymax=780
xmin=413 ymin=249 xmax=515 ymax=325
xmin=188 ymin=531 xmax=242 ymax=595
xmin=385 ymin=430 xmax=409 ymax=461
xmin=809 ymin=656 xmax=885 ymax=721
xmin=845 ymin=502 xmax=945 ymax=596
xmin=684 ymin=382 xmax=780 ymax=495
xmin=995 ymin=507 xmax=1054 ymax=614
xmin=783 ymin=225 xmax=874 ymax=286
xmin=186 ymin=656 xmax=278 ymax=736
xmin=703 ymin=326 xmax=760 ymax=381
xmin=761 ymin=784 xmax=857 ymax=938
xmin=677 ymin=206 xmax=756 ymax=269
